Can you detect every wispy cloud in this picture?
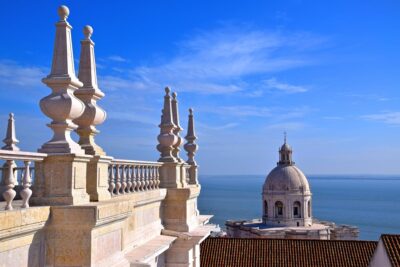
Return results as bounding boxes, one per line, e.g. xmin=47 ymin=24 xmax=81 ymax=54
xmin=0 ymin=60 xmax=46 ymax=88
xmin=107 ymin=55 xmax=128 ymax=62
xmin=264 ymin=77 xmax=308 ymax=93
xmin=197 ymin=122 xmax=239 ymax=131
xmin=202 ymin=105 xmax=272 ymax=117
xmin=362 ymin=112 xmax=400 ymax=125
xmin=100 ymin=26 xmax=324 ymax=95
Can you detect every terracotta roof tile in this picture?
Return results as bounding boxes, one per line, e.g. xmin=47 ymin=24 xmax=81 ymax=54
xmin=381 ymin=234 xmax=400 ymax=267
xmin=200 ymin=237 xmax=377 ymax=267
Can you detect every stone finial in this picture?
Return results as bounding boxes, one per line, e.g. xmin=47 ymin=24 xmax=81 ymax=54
xmin=2 ymin=113 xmax=19 ymax=151
xmin=74 ymin=25 xmax=107 ymax=156
xmin=57 ymin=5 xmax=70 ymax=21
xmin=184 ymin=108 xmax=198 ymax=166
xmin=39 ymin=6 xmax=85 ymax=154
xmin=171 ymin=92 xmax=183 ymax=162
xmin=157 ymin=87 xmax=178 ymax=162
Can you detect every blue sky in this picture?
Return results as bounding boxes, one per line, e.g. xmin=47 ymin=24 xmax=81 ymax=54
xmin=0 ymin=1 xmax=400 ymax=175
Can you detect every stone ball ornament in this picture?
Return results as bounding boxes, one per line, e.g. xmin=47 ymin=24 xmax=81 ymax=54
xmin=58 ymin=5 xmax=70 ymax=20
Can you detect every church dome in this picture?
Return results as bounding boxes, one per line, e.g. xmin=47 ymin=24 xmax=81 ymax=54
xmin=263 ymin=165 xmax=310 ymax=192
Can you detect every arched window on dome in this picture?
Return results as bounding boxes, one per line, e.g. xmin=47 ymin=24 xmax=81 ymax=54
xmin=293 ymin=201 xmax=301 ymax=218
xmin=264 ymin=201 xmax=268 ymax=217
xmin=275 ymin=201 xmax=284 ymax=218
xmin=307 ymin=200 xmax=311 ymax=218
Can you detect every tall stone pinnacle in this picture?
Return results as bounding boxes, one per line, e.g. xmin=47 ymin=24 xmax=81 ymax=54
xmin=171 ymin=92 xmax=183 ymax=161
xmin=184 ymin=108 xmax=198 ymax=166
xmin=2 ymin=113 xmax=19 ymax=151
xmin=39 ymin=5 xmax=85 ymax=154
xmin=157 ymin=87 xmax=178 ymax=162
xmin=74 ymin=25 xmax=107 ymax=156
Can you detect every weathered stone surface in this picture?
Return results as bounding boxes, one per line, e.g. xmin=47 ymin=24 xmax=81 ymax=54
xmin=32 ymin=154 xmax=91 ymax=205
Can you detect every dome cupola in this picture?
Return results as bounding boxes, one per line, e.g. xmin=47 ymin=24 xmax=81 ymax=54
xmin=261 ymin=134 xmax=313 ymax=227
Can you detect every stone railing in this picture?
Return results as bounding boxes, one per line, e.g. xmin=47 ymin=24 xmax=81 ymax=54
xmin=108 ymin=159 xmax=162 ymax=196
xmin=0 ymin=149 xmax=46 ymax=210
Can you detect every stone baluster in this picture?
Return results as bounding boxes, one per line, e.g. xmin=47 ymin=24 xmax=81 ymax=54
xmin=142 ymin=166 xmax=146 ymax=191
xmin=145 ymin=166 xmax=150 ymax=190
xmin=20 ymin=161 xmax=32 ymax=208
xmin=121 ymin=165 xmax=127 ymax=194
xmin=155 ymin=166 xmax=160 ymax=189
xmin=142 ymin=166 xmax=147 ymax=191
xmin=157 ymin=87 xmax=178 ymax=162
xmin=39 ymin=6 xmax=85 ymax=154
xmin=108 ymin=164 xmax=115 ymax=195
xmin=171 ymin=92 xmax=183 ymax=162
xmin=126 ymin=165 xmax=132 ymax=192
xmin=2 ymin=160 xmax=16 ymax=210
xmin=115 ymin=164 xmax=121 ymax=194
xmin=137 ymin=165 xmax=142 ymax=192
xmin=2 ymin=113 xmax=19 ymax=151
xmin=74 ymin=25 xmax=107 ymax=156
xmin=184 ymin=108 xmax=199 ymax=185
xmin=132 ymin=165 xmax=138 ymax=192
xmin=149 ymin=166 xmax=155 ymax=190
xmin=139 ymin=166 xmax=145 ymax=191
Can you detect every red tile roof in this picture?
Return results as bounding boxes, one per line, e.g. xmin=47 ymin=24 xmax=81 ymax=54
xmin=381 ymin=235 xmax=400 ymax=267
xmin=201 ymin=237 xmax=377 ymax=267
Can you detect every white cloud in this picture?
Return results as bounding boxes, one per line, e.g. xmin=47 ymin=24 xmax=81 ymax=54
xmin=362 ymin=112 xmax=400 ymax=125
xmin=264 ymin=77 xmax=308 ymax=93
xmin=99 ymin=26 xmax=323 ymax=95
xmin=202 ymin=105 xmax=272 ymax=117
xmin=197 ymin=122 xmax=239 ymax=131
xmin=107 ymin=55 xmax=128 ymax=62
xmin=0 ymin=60 xmax=47 ymax=88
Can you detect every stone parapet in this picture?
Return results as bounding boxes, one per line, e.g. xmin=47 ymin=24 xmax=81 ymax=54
xmin=162 ymin=185 xmax=201 ymax=232
xmin=0 ymin=206 xmax=50 ymax=267
xmin=86 ymin=155 xmax=113 ymax=201
xmin=32 ymin=153 xmax=92 ymax=205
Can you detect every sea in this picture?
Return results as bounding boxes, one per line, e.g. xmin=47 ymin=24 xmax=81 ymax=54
xmin=197 ymin=175 xmax=400 ymax=241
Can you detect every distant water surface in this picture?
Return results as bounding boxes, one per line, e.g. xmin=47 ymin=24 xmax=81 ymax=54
xmin=197 ymin=175 xmax=400 ymax=240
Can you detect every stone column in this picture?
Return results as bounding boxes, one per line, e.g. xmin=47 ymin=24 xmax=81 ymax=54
xmin=73 ymin=25 xmax=111 ymax=201
xmin=33 ymin=6 xmax=90 ymax=205
xmin=184 ymin=108 xmax=199 ymax=185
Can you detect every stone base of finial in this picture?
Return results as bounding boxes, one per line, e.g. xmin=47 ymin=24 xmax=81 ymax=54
xmin=76 ymin=129 xmax=107 ymax=156
xmin=86 ymin=155 xmax=113 ymax=201
xmin=187 ymin=165 xmax=199 ymax=185
xmin=162 ymin=185 xmax=202 ymax=232
xmin=38 ymin=140 xmax=85 ymax=155
xmin=159 ymin=162 xmax=188 ymax=188
xmin=38 ymin=123 xmax=85 ymax=155
xmin=31 ymin=153 xmax=91 ymax=205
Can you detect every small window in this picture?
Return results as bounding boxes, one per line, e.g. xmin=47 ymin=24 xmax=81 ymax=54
xmin=293 ymin=201 xmax=301 ymax=218
xmin=275 ymin=201 xmax=284 ymax=218
xmin=264 ymin=201 xmax=268 ymax=217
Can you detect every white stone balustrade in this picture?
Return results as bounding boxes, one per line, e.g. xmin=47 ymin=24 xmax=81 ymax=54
xmin=0 ymin=150 xmax=46 ymax=210
xmin=108 ymin=160 xmax=162 ymax=196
